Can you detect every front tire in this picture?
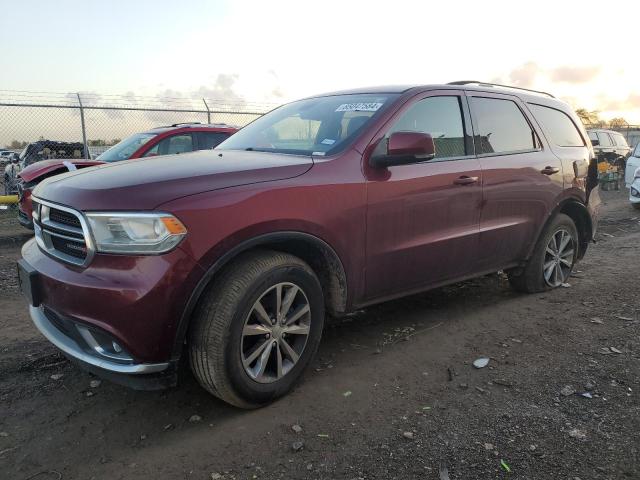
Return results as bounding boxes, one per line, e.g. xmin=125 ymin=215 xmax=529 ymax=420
xmin=508 ymin=213 xmax=578 ymax=293
xmin=632 ymin=203 xmax=640 ymax=210
xmin=188 ymin=250 xmax=324 ymax=408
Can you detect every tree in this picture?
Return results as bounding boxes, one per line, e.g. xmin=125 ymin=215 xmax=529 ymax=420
xmin=6 ymin=140 xmax=28 ymax=149
xmin=575 ymin=108 xmax=602 ymax=126
xmin=608 ymin=117 xmax=628 ymax=128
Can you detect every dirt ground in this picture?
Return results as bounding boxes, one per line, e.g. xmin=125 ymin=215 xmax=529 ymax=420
xmin=1 ymin=189 xmax=639 ymax=480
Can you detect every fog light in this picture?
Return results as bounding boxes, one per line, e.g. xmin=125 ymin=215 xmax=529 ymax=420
xmin=112 ymin=341 xmax=123 ymax=353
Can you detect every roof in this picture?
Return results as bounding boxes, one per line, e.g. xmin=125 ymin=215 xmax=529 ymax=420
xmin=306 ymin=82 xmax=569 ymax=110
xmin=586 ymin=128 xmax=623 ymax=134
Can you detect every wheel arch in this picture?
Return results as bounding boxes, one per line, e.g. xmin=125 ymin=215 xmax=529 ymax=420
xmin=171 ymin=231 xmax=348 ymax=360
xmin=530 ymin=198 xmax=593 ymax=262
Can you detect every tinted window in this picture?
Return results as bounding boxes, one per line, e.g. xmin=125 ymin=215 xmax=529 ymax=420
xmin=528 ymin=104 xmax=584 ymax=147
xmin=389 ymin=96 xmax=466 ymax=158
xmin=198 ymin=132 xmax=230 ymax=150
xmin=634 ymin=143 xmax=640 ymax=157
xmin=596 ymin=132 xmax=612 ymax=147
xmin=588 ymin=131 xmax=598 ymax=142
xmin=144 ymin=134 xmax=193 ymax=157
xmin=471 ymin=97 xmax=537 ymax=154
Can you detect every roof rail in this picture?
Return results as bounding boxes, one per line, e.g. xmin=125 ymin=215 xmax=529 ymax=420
xmin=447 ymin=80 xmax=555 ymax=98
xmin=170 ymin=122 xmax=202 ymax=127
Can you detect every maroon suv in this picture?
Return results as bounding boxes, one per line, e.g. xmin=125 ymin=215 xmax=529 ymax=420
xmin=18 ymin=82 xmax=600 ymax=408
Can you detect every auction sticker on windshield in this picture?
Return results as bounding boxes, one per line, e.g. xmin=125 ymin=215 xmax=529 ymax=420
xmin=335 ymin=102 xmax=383 ymax=112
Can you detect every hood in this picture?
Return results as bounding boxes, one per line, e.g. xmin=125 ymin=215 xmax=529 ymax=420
xmin=33 ymin=149 xmax=313 ymax=210
xmin=18 ymin=159 xmax=103 ymax=183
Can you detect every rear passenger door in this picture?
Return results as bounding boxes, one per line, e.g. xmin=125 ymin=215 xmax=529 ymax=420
xmin=466 ymin=92 xmax=563 ymax=272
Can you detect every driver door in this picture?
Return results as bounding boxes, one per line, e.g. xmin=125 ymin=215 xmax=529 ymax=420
xmin=363 ymin=92 xmax=482 ymax=300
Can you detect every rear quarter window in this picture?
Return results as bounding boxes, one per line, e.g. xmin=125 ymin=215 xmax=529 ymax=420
xmin=528 ymin=104 xmax=584 ymax=147
xmin=596 ymin=132 xmax=613 ymax=147
xmin=613 ymin=133 xmax=628 ymax=148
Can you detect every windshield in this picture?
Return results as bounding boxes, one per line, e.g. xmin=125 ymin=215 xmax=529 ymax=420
xmin=97 ymin=133 xmax=157 ymax=162
xmin=216 ymin=94 xmax=399 ymax=156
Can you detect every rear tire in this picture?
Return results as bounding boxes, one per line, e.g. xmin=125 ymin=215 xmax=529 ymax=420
xmin=188 ymin=250 xmax=324 ymax=408
xmin=508 ymin=213 xmax=578 ymax=293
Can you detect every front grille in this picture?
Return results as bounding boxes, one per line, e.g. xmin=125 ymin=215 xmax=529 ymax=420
xmin=49 ymin=208 xmax=82 ymax=228
xmin=32 ymin=197 xmax=94 ymax=267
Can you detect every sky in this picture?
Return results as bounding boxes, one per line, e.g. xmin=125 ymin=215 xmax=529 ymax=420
xmin=2 ymin=0 xmax=640 ymax=122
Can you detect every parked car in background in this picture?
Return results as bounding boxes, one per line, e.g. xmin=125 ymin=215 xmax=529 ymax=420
xmin=587 ymin=129 xmax=630 ymax=191
xmin=3 ymin=156 xmax=21 ymax=194
xmin=624 ymin=142 xmax=640 ymax=187
xmin=626 ymin=143 xmax=640 ymax=209
xmin=18 ymin=140 xmax=87 ymax=169
xmin=629 ymin=171 xmax=640 ymax=209
xmin=16 ymin=123 xmax=237 ymax=228
xmin=18 ymin=82 xmax=600 ymax=408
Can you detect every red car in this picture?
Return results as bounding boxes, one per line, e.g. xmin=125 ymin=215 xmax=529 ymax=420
xmin=17 ymin=123 xmax=237 ymax=228
xmin=18 ymin=82 xmax=600 ymax=408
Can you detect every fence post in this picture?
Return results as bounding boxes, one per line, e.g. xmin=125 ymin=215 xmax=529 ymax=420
xmin=202 ymin=98 xmax=211 ymax=124
xmin=77 ymin=93 xmax=89 ymax=159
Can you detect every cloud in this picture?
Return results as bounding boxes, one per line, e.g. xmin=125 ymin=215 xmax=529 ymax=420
xmin=597 ymin=93 xmax=640 ymax=112
xmin=508 ymin=62 xmax=540 ymax=87
xmin=550 ymin=66 xmax=600 ymax=84
xmin=194 ymin=73 xmax=244 ymax=105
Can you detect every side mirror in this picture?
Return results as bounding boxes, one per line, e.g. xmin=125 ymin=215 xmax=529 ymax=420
xmin=370 ymin=131 xmax=435 ymax=168
xmin=591 ymin=139 xmax=600 ymax=146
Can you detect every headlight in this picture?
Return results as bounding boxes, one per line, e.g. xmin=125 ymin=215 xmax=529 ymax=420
xmin=631 ymin=187 xmax=640 ymax=198
xmin=85 ymin=212 xmax=187 ymax=254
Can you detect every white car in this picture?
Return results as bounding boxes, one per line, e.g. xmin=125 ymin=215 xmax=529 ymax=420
xmin=630 ymin=170 xmax=640 ymax=210
xmin=626 ymin=144 xmax=640 ymax=209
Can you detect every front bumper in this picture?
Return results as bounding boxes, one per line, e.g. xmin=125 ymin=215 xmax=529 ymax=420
xmin=20 ymin=238 xmax=204 ymax=384
xmin=29 ymin=304 xmax=169 ymax=374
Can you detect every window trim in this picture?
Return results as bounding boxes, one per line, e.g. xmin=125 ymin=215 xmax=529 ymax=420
xmin=466 ymin=92 xmax=544 ymax=158
xmin=527 ymin=102 xmax=586 ymax=148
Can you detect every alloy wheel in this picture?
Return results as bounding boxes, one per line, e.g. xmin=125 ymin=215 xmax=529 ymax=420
xmin=543 ymin=228 xmax=575 ymax=287
xmin=241 ymin=282 xmax=311 ymax=383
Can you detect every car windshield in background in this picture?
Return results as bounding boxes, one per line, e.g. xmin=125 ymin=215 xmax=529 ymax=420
xmin=216 ymin=94 xmax=399 ymax=156
xmin=96 ymin=133 xmax=156 ymax=162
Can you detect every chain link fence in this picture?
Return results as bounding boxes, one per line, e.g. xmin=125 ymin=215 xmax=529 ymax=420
xmin=0 ymin=90 xmax=278 ymax=159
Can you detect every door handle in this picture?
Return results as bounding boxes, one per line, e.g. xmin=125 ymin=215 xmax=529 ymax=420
xmin=453 ymin=176 xmax=479 ymax=185
xmin=540 ymin=166 xmax=560 ymax=175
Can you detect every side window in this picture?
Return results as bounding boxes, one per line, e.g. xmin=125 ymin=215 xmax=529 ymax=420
xmin=596 ymin=132 xmax=612 ymax=147
xmin=388 ymin=96 xmax=466 ymax=159
xmin=588 ymin=131 xmax=599 ymax=143
xmin=528 ymin=104 xmax=584 ymax=147
xmin=613 ymin=133 xmax=628 ymax=148
xmin=143 ymin=134 xmax=193 ymax=157
xmin=470 ymin=97 xmax=537 ymax=154
xmin=197 ymin=132 xmax=230 ymax=150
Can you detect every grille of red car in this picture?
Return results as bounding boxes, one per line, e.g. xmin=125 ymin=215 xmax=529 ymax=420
xmin=32 ymin=199 xmax=93 ymax=267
